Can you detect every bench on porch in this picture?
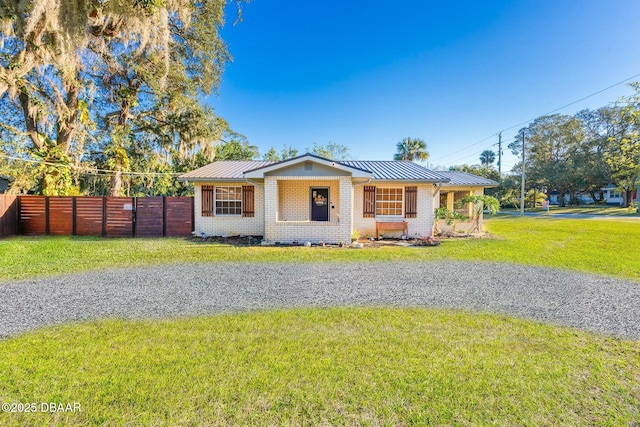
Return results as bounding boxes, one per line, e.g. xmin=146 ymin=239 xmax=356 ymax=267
xmin=375 ymin=221 xmax=408 ymax=240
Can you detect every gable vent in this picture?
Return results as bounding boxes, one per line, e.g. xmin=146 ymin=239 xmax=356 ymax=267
xmin=304 ymin=161 xmax=313 ymax=171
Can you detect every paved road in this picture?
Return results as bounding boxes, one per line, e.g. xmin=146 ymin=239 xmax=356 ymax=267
xmin=1 ymin=261 xmax=639 ymax=340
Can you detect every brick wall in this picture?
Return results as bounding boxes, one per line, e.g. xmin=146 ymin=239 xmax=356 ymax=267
xmin=265 ymin=176 xmax=352 ymax=244
xmin=193 ymin=183 xmax=265 ymax=237
xmin=277 ymin=179 xmax=340 ymax=222
xmin=353 ymin=183 xmax=436 ymax=239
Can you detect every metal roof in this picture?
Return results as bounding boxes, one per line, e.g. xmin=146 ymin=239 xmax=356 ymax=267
xmin=437 ymin=171 xmax=499 ymax=187
xmin=179 ymin=158 xmax=456 ymax=182
xmin=340 ymin=161 xmax=450 ymax=181
xmin=178 ymin=160 xmax=276 ymax=180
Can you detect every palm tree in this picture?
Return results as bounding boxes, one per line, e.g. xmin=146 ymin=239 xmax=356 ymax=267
xmin=479 ymin=150 xmax=496 ymax=168
xmin=394 ymin=137 xmax=429 ymax=162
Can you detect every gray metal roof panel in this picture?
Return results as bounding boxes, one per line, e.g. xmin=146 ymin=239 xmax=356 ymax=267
xmin=438 ymin=171 xmax=499 ymax=186
xmin=341 ymin=161 xmax=450 ymax=181
xmin=178 ymin=160 xmax=276 ymax=180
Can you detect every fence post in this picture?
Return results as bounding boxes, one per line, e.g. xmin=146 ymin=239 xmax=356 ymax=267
xmin=72 ymin=196 xmax=77 ymax=236
xmin=45 ymin=196 xmax=50 ymax=236
xmin=102 ymin=197 xmax=107 ymax=237
xmin=162 ymin=196 xmax=167 ymax=237
xmin=16 ymin=196 xmax=21 ymax=235
xmin=132 ymin=197 xmax=137 ymax=237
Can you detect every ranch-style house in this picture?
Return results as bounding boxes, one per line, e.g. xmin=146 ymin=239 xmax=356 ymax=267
xmin=178 ymin=153 xmax=497 ymax=244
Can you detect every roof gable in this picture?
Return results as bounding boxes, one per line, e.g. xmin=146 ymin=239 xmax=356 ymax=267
xmin=243 ymin=153 xmax=373 ymax=179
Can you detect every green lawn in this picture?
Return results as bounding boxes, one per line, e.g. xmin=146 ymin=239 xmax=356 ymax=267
xmin=1 ymin=308 xmax=638 ymax=426
xmin=2 ymin=217 xmax=640 ymax=425
xmin=1 ymin=216 xmax=639 ymax=281
xmin=502 ymin=205 xmax=640 ymax=216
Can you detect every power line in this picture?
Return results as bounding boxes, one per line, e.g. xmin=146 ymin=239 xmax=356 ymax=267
xmin=498 ymin=72 xmax=640 ymax=134
xmin=0 ymin=153 xmax=182 ymax=177
xmin=430 ymin=71 xmax=640 ymax=164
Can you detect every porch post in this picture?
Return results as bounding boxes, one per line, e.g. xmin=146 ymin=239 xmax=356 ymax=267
xmin=446 ymin=192 xmax=454 ymax=211
xmin=263 ymin=176 xmax=278 ymax=243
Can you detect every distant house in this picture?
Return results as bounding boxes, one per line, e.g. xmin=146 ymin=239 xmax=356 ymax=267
xmin=548 ymin=191 xmax=593 ymax=206
xmin=178 ymin=153 xmax=498 ymax=243
xmin=601 ymin=184 xmax=639 ymax=206
xmin=0 ymin=175 xmax=12 ymax=194
xmin=601 ymin=185 xmax=624 ymax=205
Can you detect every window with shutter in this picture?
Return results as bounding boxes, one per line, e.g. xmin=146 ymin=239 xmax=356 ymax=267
xmin=405 ymin=186 xmax=417 ymax=218
xmin=201 ymin=186 xmax=214 ymax=217
xmin=215 ymin=186 xmax=242 ymax=215
xmin=363 ymin=186 xmax=376 ymax=218
xmin=376 ymin=187 xmax=403 ymax=216
xmin=242 ymin=186 xmax=254 ymax=217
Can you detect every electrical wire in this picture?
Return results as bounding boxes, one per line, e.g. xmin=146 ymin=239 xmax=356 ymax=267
xmin=430 ymin=71 xmax=640 ymax=164
xmin=0 ymin=153 xmax=182 ymax=177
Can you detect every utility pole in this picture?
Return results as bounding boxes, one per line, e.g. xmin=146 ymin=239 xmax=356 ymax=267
xmin=497 ymin=132 xmax=502 ymax=175
xmin=520 ymin=130 xmax=526 ymax=217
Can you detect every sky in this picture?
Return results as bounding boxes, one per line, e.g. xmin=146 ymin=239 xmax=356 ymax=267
xmin=209 ymin=0 xmax=640 ymax=172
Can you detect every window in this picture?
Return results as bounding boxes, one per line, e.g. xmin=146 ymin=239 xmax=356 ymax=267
xmin=215 ymin=186 xmax=242 ymax=215
xmin=376 ymin=187 xmax=403 ymax=216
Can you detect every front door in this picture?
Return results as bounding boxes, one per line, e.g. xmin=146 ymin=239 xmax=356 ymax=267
xmin=310 ymin=188 xmax=329 ymax=221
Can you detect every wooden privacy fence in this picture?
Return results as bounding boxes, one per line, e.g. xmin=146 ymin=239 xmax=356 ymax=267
xmin=0 ymin=195 xmax=193 ymax=238
xmin=0 ymin=194 xmax=19 ymax=237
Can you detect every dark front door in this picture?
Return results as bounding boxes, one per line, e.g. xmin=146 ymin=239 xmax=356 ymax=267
xmin=310 ymin=188 xmax=329 ymax=221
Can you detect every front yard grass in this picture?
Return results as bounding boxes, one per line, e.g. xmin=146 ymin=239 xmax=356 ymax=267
xmin=1 ymin=308 xmax=638 ymax=426
xmin=502 ymin=205 xmax=640 ymax=216
xmin=1 ymin=216 xmax=639 ymax=282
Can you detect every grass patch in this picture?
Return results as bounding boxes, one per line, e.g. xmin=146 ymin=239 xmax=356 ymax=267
xmin=502 ymin=205 xmax=640 ymax=216
xmin=1 ymin=216 xmax=640 ymax=282
xmin=0 ymin=308 xmax=638 ymax=426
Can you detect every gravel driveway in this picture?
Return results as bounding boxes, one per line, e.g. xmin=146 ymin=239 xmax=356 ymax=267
xmin=1 ymin=261 xmax=639 ymax=340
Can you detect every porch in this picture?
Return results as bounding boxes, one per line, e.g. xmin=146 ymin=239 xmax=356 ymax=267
xmin=264 ymin=176 xmax=353 ymax=244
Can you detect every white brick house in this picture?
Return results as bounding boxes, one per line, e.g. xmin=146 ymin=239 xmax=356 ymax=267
xmin=178 ymin=153 xmax=497 ymax=243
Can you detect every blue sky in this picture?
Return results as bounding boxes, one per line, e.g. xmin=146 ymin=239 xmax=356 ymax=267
xmin=210 ymin=0 xmax=640 ymax=171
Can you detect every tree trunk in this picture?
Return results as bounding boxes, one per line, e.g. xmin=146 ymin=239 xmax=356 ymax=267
xmin=109 ymin=170 xmax=123 ymax=197
xmin=107 ymin=96 xmax=133 ymax=197
xmin=56 ymin=80 xmax=80 ymax=154
xmin=18 ymin=90 xmax=43 ymax=149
